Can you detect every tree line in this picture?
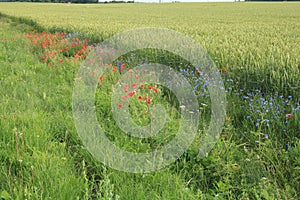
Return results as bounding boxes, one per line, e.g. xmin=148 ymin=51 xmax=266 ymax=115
xmin=0 ymin=0 xmax=135 ymax=3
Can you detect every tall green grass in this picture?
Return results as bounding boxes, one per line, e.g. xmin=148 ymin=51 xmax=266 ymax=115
xmin=0 ymin=18 xmax=87 ymax=199
xmin=0 ymin=4 xmax=299 ymax=199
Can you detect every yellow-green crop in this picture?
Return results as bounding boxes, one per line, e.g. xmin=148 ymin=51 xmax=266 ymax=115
xmin=0 ymin=2 xmax=299 ymax=97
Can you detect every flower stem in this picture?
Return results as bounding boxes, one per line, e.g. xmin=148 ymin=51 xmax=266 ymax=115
xmin=146 ymin=100 xmax=155 ymax=156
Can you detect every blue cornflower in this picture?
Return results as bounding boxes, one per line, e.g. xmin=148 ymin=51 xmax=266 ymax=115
xmin=118 ymin=61 xmax=123 ymax=71
xmin=285 ymin=143 xmax=289 ymax=147
xmin=194 ymin=84 xmax=200 ymax=90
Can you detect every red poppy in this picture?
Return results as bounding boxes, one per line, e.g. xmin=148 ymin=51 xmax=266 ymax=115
xmin=286 ymin=113 xmax=292 ymax=119
xmin=146 ymin=97 xmax=151 ymax=105
xmin=118 ymin=104 xmax=123 ymax=109
xmin=112 ymin=66 xmax=117 ymax=72
xmin=148 ymin=86 xmax=153 ymax=90
xmin=138 ymin=95 xmax=143 ymax=100
xmin=99 ymin=76 xmax=103 ymax=82
xmin=152 ymin=87 xmax=158 ymax=93
xmin=75 ymin=54 xmax=81 ymax=59
xmin=121 ymin=96 xmax=128 ymax=101
xmin=128 ymin=91 xmax=135 ymax=97
xmin=131 ymin=83 xmax=137 ymax=88
xmin=223 ymin=69 xmax=227 ymax=74
xmin=124 ymin=85 xmax=129 ymax=92
xmin=1 ymin=38 xmax=7 ymax=41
